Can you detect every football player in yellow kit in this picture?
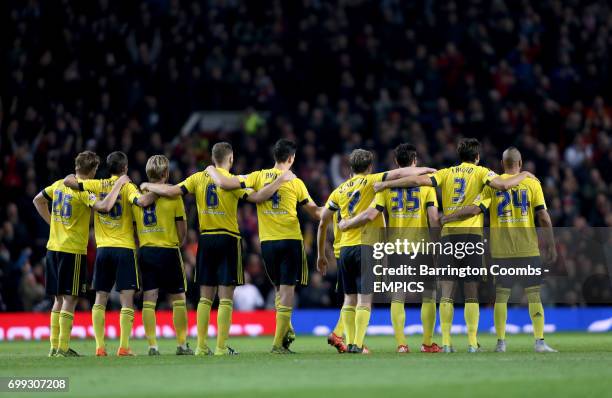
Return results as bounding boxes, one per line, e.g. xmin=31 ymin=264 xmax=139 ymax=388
xmin=440 ymin=147 xmax=557 ymax=353
xmin=338 ymin=143 xmax=442 ymax=353
xmin=33 ymin=151 xmax=129 ymax=357
xmin=317 ymin=148 xmax=435 ymax=354
xmin=373 ymin=138 xmax=535 ymax=352
xmin=142 ymin=142 xmax=295 ymax=355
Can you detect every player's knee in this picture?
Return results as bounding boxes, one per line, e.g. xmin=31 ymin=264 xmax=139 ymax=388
xmin=143 ymin=289 xmax=159 ymax=302
xmin=344 ymin=294 xmax=357 ymax=306
xmin=95 ymin=291 xmax=109 ymax=306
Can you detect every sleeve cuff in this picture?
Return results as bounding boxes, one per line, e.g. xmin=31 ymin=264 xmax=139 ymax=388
xmin=175 ymin=216 xmax=185 ymax=221
xmin=485 ymin=180 xmax=491 ymax=186
xmin=132 ymin=198 xmax=139 ymax=205
xmin=180 ymin=185 xmax=189 ymax=195
xmin=381 ymin=172 xmax=388 ymax=182
xmin=478 ymin=203 xmax=488 ymax=213
xmin=375 ymin=204 xmax=385 ymax=212
xmin=77 ymin=182 xmax=84 ymax=191
xmin=425 ymin=201 xmax=435 ymax=208
xmin=534 ymin=205 xmax=545 ymax=212
xmin=240 ymin=181 xmax=246 ymax=189
xmin=429 ymin=176 xmax=438 ymax=187
xmin=327 ymin=205 xmax=339 ymax=211
xmin=241 ymin=193 xmax=249 ymax=200
xmin=42 ymin=190 xmax=52 ymax=201
xmin=298 ymin=199 xmax=309 ymax=206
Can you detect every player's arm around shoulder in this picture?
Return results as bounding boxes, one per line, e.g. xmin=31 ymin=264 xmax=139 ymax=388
xmin=140 ymin=181 xmax=183 ymax=198
xmin=373 ymin=168 xmax=436 ymax=193
xmin=93 ymin=175 xmax=130 ymax=212
xmin=245 ymin=169 xmax=295 ymax=203
xmin=206 ymin=165 xmax=242 ymax=190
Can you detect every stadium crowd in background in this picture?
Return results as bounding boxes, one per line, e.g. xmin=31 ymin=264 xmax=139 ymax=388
xmin=1 ymin=0 xmax=611 ymax=312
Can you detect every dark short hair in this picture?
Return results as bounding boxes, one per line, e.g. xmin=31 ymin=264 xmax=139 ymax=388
xmin=394 ymin=143 xmax=417 ymax=167
xmin=212 ymin=142 xmax=233 ymax=164
xmin=272 ymin=139 xmax=297 ymax=163
xmin=349 ymin=149 xmax=374 ymax=174
xmin=75 ymin=151 xmax=100 ymax=174
xmin=457 ymin=138 xmax=480 ymax=163
xmin=107 ymin=151 xmax=128 ymax=175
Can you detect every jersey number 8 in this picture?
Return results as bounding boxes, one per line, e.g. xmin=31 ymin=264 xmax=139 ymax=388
xmin=143 ymin=204 xmax=157 ymax=226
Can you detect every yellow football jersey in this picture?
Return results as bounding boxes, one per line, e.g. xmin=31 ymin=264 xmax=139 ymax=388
xmin=326 ymin=172 xmax=387 ymax=247
xmin=372 ymin=186 xmax=438 ymax=243
xmin=431 ymin=162 xmax=498 ymax=235
xmin=132 ymin=196 xmax=186 ymax=248
xmin=332 ymin=211 xmax=341 ymax=258
xmin=240 ymin=168 xmax=313 ymax=242
xmin=42 ymin=180 xmax=97 ymax=254
xmin=180 ymin=168 xmax=249 ymax=237
xmin=474 ymin=174 xmax=545 ymax=258
xmin=79 ymin=175 xmax=140 ymax=249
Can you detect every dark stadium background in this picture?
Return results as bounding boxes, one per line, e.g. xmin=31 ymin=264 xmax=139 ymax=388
xmin=1 ymin=0 xmax=611 ymax=313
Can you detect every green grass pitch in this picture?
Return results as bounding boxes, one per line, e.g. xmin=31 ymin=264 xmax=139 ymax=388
xmin=1 ymin=333 xmax=612 ymax=398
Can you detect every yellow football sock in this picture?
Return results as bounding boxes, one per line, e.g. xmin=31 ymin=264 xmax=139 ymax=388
xmin=216 ymin=299 xmax=233 ymax=350
xmin=276 ymin=292 xmax=294 ymax=333
xmin=526 ymin=286 xmax=545 ymax=339
xmin=272 ymin=305 xmax=292 ymax=347
xmin=420 ymin=297 xmax=436 ymax=346
xmin=197 ymin=298 xmax=212 ymax=350
xmin=464 ymin=300 xmax=479 ymax=347
xmin=58 ymin=310 xmax=74 ymax=352
xmin=142 ymin=301 xmax=157 ymax=347
xmin=173 ymin=299 xmax=188 ymax=346
xmin=440 ymin=297 xmax=454 ymax=346
xmin=341 ymin=305 xmax=356 ymax=344
xmin=332 ymin=312 xmax=344 ymax=337
xmin=91 ymin=304 xmax=106 ymax=350
xmin=50 ymin=310 xmax=60 ymax=350
xmin=495 ymin=288 xmax=511 ymax=340
xmin=119 ymin=307 xmax=134 ymax=350
xmin=354 ymin=306 xmax=371 ymax=348
xmin=390 ymin=301 xmax=406 ymax=346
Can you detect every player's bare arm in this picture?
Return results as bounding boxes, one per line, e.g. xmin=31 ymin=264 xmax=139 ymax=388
xmin=316 ymin=207 xmax=335 ymax=275
xmin=488 ymin=171 xmax=536 ymax=191
xmin=139 ymin=183 xmax=183 ymax=197
xmin=373 ymin=174 xmax=432 ymax=193
xmin=301 ymin=202 xmax=322 ymax=220
xmin=176 ymin=219 xmax=187 ymax=246
xmin=536 ymin=208 xmax=557 ymax=263
xmin=32 ymin=192 xmax=52 ymax=225
xmin=93 ymin=174 xmax=130 ymax=212
xmin=133 ymin=192 xmax=158 ymax=208
xmin=427 ymin=205 xmax=441 ymax=241
xmin=338 ymin=207 xmax=380 ymax=232
xmin=245 ymin=170 xmax=296 ymax=203
xmin=205 ymin=165 xmax=242 ymax=189
xmin=439 ymin=205 xmax=482 ymax=225
xmin=63 ymin=174 xmax=79 ymax=189
xmin=385 ymin=166 xmax=437 ymax=181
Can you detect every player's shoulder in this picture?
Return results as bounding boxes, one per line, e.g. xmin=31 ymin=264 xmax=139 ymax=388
xmin=523 ymin=175 xmax=543 ymax=190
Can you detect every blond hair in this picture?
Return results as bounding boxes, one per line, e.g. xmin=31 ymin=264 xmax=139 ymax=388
xmin=75 ymin=151 xmax=100 ymax=175
xmin=146 ymin=155 xmax=169 ymax=181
